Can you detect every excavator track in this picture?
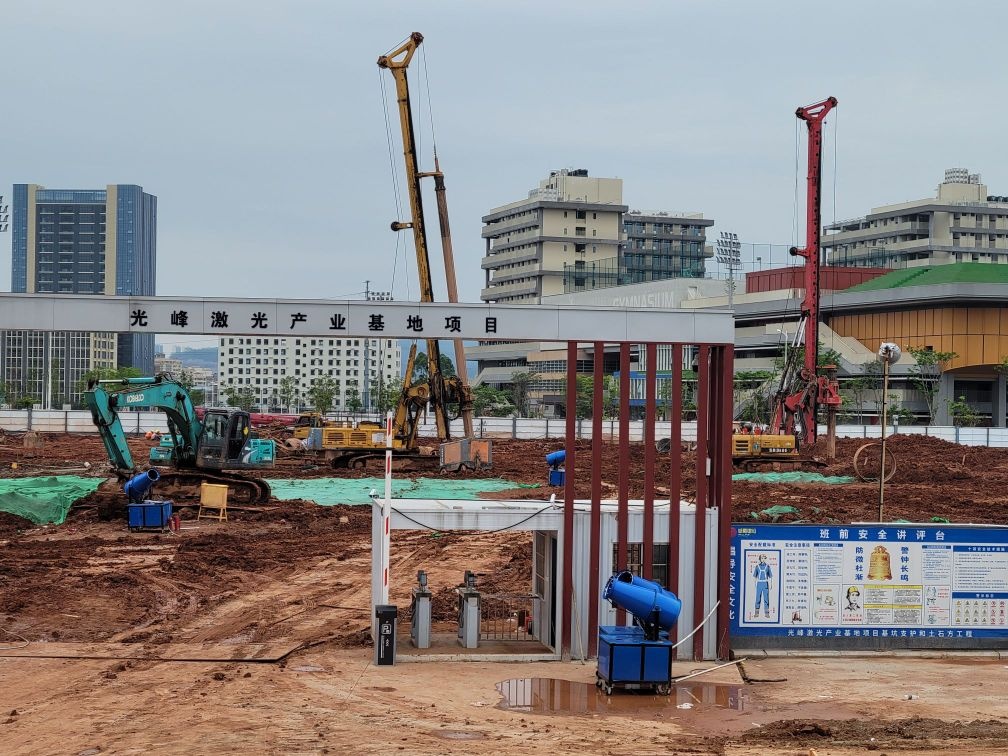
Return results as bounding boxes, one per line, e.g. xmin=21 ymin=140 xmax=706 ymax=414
xmin=154 ymin=470 xmax=272 ymax=505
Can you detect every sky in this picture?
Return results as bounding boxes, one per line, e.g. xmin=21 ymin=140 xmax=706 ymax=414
xmin=3 ymin=0 xmax=1007 ymax=353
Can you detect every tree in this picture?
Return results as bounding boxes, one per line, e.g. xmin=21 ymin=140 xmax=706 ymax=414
xmin=602 ymin=375 xmax=620 ymax=419
xmin=472 ymin=384 xmax=513 ymax=416
xmin=49 ymin=357 xmax=63 ymax=408
xmin=681 ymin=370 xmax=698 ymax=421
xmin=177 ymin=369 xmax=205 ymax=406
xmin=840 ymin=359 xmax=882 ymax=423
xmin=277 ymin=375 xmax=298 ymax=412
xmin=412 ymin=352 xmax=457 ymax=383
xmin=222 ymin=384 xmax=257 ymax=412
xmin=555 ymin=375 xmax=595 ymax=419
xmin=948 ymin=395 xmax=980 ymax=427
xmin=346 ymin=385 xmax=362 ymax=414
xmin=371 ymin=375 xmax=403 ymax=414
xmin=509 ymin=370 xmax=538 ymax=417
xmin=733 ymin=369 xmax=774 ymax=424
xmin=907 ymin=346 xmax=957 ymax=425
xmin=306 ymin=375 xmax=339 ymax=415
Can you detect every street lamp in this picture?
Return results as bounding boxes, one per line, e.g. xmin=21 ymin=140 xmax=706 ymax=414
xmin=716 ymin=231 xmax=741 ymax=310
xmin=877 ymin=342 xmax=901 ymax=521
xmin=775 ymin=327 xmax=789 ymax=368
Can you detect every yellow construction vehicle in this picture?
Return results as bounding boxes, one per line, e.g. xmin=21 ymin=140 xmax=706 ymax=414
xmin=296 ymin=32 xmax=487 ymax=471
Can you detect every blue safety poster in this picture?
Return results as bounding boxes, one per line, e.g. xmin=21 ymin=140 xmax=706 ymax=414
xmin=730 ymin=524 xmax=1008 ymax=640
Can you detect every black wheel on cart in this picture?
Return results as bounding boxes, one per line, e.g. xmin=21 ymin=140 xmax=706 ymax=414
xmin=656 ymin=683 xmax=671 ymax=696
xmin=602 ymin=681 xmax=614 ymax=696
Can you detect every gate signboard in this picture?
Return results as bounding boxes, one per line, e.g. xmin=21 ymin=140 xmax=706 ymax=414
xmin=730 ymin=524 xmax=1008 ymax=649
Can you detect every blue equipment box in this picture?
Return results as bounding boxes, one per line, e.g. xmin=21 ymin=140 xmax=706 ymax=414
xmin=548 ymin=468 xmax=565 ymax=486
xmin=597 ymin=625 xmax=674 ymax=688
xmin=128 ymin=500 xmax=173 ymax=531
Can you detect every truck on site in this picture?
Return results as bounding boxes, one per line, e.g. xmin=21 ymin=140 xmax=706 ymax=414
xmin=86 ymin=373 xmax=274 ymax=504
xmin=731 ymin=97 xmax=842 ymax=471
xmin=294 ymin=32 xmax=488 ymax=472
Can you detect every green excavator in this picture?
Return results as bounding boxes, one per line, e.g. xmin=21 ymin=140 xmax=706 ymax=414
xmin=85 ymin=373 xmax=274 ymax=503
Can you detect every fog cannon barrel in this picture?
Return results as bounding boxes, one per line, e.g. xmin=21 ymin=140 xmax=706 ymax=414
xmin=545 ymin=450 xmax=566 ymax=467
xmin=124 ymin=468 xmax=161 ymax=503
xmin=603 ymin=570 xmax=682 ymax=631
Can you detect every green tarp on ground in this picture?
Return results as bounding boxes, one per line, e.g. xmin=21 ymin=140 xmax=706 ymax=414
xmin=0 ymin=476 xmax=103 ymax=525
xmin=732 ymin=471 xmax=855 ymax=484
xmin=264 ymin=477 xmax=537 ymax=505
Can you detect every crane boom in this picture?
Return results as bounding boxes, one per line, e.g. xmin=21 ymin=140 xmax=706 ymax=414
xmin=378 ymin=32 xmax=473 ymax=441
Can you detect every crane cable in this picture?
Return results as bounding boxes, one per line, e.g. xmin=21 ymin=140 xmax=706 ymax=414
xmin=378 ymin=66 xmax=411 ymax=303
xmin=421 ymin=44 xmax=439 ymax=160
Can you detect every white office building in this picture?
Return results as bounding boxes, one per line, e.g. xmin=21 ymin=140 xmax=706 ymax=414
xmin=218 ymin=336 xmax=401 ymax=413
xmin=825 ymin=168 xmax=1008 ymax=268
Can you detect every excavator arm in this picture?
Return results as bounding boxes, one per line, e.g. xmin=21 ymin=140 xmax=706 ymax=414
xmin=85 ymin=374 xmax=202 ymax=472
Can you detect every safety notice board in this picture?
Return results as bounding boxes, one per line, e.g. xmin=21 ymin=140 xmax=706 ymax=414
xmin=730 ymin=524 xmax=1008 ymax=647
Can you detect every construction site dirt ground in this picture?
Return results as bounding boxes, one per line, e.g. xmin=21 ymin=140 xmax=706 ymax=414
xmin=2 ymin=431 xmax=1008 ymax=753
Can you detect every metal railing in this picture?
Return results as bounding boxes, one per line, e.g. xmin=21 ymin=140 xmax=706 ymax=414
xmin=480 ymin=593 xmax=542 ymax=642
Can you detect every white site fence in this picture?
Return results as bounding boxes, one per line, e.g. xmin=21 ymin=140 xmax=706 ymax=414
xmin=2 ymin=408 xmax=1007 ymax=448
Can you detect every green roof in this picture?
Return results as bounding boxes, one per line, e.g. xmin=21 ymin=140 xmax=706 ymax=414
xmin=847 ymin=263 xmax=1008 ymax=292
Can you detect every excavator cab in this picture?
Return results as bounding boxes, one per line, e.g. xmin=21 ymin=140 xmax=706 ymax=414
xmin=196 ymin=410 xmax=272 ymax=470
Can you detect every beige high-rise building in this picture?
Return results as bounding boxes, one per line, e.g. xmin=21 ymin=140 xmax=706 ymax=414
xmin=480 ymin=169 xmax=627 ymax=304
xmin=824 ymin=168 xmax=1008 ymax=268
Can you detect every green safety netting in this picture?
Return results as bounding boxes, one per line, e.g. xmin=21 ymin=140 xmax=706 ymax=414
xmin=0 ymin=476 xmax=102 ymax=525
xmin=733 ymin=471 xmax=855 ymax=484
xmin=265 ymin=477 xmax=537 ymax=505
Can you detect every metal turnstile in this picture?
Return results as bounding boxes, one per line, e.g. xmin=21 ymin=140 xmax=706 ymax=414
xmin=410 ymin=570 xmax=432 ymax=649
xmin=456 ymin=570 xmax=481 ymax=649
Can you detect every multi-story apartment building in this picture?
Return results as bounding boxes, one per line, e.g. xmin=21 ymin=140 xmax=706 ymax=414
xmin=825 ymin=169 xmax=1008 ymax=269
xmin=154 ymin=353 xmax=218 ymax=406
xmin=480 ymin=169 xmax=627 ymax=304
xmin=153 ymin=353 xmax=184 ymax=375
xmin=564 ymin=211 xmax=714 ymax=292
xmin=218 ymin=336 xmax=401 ymax=413
xmin=474 ymin=169 xmax=715 ymax=414
xmin=2 ymin=184 xmax=157 ymax=407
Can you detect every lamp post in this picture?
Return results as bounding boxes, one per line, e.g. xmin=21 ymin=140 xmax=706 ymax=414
xmin=775 ymin=327 xmax=789 ymax=368
xmin=877 ymin=342 xmax=901 ymax=521
xmin=716 ymin=231 xmax=741 ymax=310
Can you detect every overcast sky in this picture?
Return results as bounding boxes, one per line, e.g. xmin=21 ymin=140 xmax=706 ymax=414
xmin=3 ymin=0 xmax=1006 ymax=343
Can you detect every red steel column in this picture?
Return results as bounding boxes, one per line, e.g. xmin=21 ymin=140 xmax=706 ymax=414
xmin=717 ymin=345 xmax=735 ymax=659
xmin=670 ymin=344 xmax=684 ymax=659
xmin=589 ymin=341 xmax=604 ymax=656
xmin=707 ymin=348 xmax=723 ymax=525
xmin=693 ymin=345 xmax=710 ymax=660
xmin=617 ymin=342 xmax=631 ymax=625
xmin=562 ymin=341 xmax=577 ymax=659
xmin=643 ymin=343 xmax=657 ymax=580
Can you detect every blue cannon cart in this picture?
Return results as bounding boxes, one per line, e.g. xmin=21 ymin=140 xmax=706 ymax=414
xmin=596 ymin=571 xmax=683 ymax=695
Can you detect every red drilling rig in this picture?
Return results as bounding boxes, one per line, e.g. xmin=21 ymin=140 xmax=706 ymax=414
xmin=771 ymin=96 xmax=842 ymax=446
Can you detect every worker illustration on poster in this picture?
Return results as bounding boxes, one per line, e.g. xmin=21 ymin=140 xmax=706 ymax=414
xmin=744 ymin=550 xmax=780 ymax=622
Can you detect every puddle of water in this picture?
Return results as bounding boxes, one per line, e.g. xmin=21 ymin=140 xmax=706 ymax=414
xmin=495 ymin=678 xmax=862 ymax=735
xmin=496 ymin=677 xmax=747 ymax=720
